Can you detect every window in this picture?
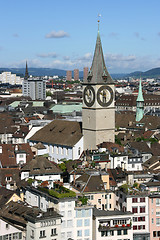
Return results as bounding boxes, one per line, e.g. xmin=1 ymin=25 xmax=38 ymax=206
xmin=152 ymin=198 xmax=153 ymax=204
xmin=76 ymin=210 xmax=82 ymax=218
xmin=140 ymin=206 xmax=145 ymax=213
xmin=138 ymin=225 xmax=145 ymax=230
xmin=153 ymin=231 xmax=156 ymax=237
xmin=156 ymin=218 xmax=160 ymax=226
xmin=156 ymin=199 xmax=160 ymax=206
xmin=133 ymin=225 xmax=137 ymax=230
xmin=51 ymin=228 xmax=57 ymax=236
xmin=91 ymin=195 xmax=94 ymax=200
xmin=40 ymin=230 xmax=45 ymax=238
xmin=84 ymin=229 xmax=90 ymax=236
xmin=132 ymin=207 xmax=138 ymax=213
xmin=124 ymin=229 xmax=128 ymax=235
xmin=31 ymin=230 xmax=34 ymax=238
xmin=152 ymin=218 xmax=154 ymax=224
xmin=6 ymin=223 xmax=9 ymax=229
xmin=84 ymin=219 xmax=90 ymax=226
xmin=98 ymin=199 xmax=101 ymax=204
xmin=67 ymin=232 xmax=72 ymax=238
xmin=132 ymin=198 xmax=137 ymax=203
xmin=66 ymin=148 xmax=68 ymax=155
xmin=140 ymin=197 xmax=145 ymax=202
xmin=68 ymin=210 xmax=72 ymax=217
xmin=67 ymin=220 xmax=72 ymax=227
xmin=78 ymin=147 xmax=81 ymax=155
xmin=77 ymin=220 xmax=82 ymax=227
xmin=77 ymin=230 xmax=82 ymax=237
xmin=133 ymin=217 xmax=138 ymax=222
xmin=117 ymin=230 xmax=122 ymax=235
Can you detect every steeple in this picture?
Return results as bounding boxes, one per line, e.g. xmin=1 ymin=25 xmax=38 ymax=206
xmin=136 ymin=78 xmax=144 ymax=122
xmin=85 ymin=24 xmax=113 ymax=84
xmin=24 ymin=61 xmax=29 ymax=80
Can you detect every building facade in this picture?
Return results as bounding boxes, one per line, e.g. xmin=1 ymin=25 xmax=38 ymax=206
xmin=22 ymin=78 xmax=46 ymax=100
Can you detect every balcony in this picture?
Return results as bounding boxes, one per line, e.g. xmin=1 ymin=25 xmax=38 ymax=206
xmin=98 ymin=223 xmax=131 ymax=231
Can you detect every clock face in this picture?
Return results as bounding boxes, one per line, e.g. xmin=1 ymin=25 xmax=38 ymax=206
xmin=97 ymin=85 xmax=113 ymax=107
xmin=83 ymin=86 xmax=95 ymax=107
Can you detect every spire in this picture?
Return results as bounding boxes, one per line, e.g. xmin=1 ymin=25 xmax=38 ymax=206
xmin=136 ymin=78 xmax=144 ymax=122
xmin=136 ymin=78 xmax=144 ymax=102
xmin=85 ymin=22 xmax=113 ymax=84
xmin=24 ymin=61 xmax=29 ymax=80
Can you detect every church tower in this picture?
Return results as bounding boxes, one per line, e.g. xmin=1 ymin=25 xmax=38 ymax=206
xmin=24 ymin=61 xmax=29 ymax=80
xmin=82 ymin=25 xmax=115 ymax=150
xmin=136 ymin=78 xmax=144 ymax=122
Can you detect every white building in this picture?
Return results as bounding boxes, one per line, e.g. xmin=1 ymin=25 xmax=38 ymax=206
xmin=24 ymin=185 xmax=77 ymax=240
xmin=75 ymin=205 xmax=93 ymax=240
xmin=22 ymin=78 xmax=46 ymax=100
xmin=29 ymin=119 xmax=83 ymax=163
xmin=0 ymin=217 xmax=24 ymax=240
xmin=0 ymin=72 xmax=22 ymax=85
xmin=93 ymin=208 xmax=133 ymax=240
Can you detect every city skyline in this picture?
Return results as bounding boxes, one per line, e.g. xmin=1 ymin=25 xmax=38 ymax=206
xmin=0 ymin=0 xmax=160 ymax=73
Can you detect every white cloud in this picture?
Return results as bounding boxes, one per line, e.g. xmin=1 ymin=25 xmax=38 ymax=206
xmin=45 ymin=30 xmax=69 ymax=38
xmin=36 ymin=52 xmax=58 ymax=58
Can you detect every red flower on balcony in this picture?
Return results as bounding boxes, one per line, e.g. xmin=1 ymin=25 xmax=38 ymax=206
xmin=122 ymin=224 xmax=125 ymax=227
xmin=127 ymin=224 xmax=130 ymax=227
xmin=115 ymin=225 xmax=119 ymax=227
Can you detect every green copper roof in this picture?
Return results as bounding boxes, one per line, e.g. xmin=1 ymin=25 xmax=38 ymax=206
xmin=9 ymin=101 xmax=21 ymax=108
xmin=50 ymin=103 xmax=82 ymax=114
xmin=136 ymin=78 xmax=144 ymax=102
xmin=32 ymin=101 xmax=44 ymax=107
xmin=84 ymin=29 xmax=113 ymax=84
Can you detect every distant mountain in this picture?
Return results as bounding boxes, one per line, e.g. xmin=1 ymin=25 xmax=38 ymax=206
xmin=127 ymin=67 xmax=160 ymax=78
xmin=0 ymin=67 xmax=160 ymax=79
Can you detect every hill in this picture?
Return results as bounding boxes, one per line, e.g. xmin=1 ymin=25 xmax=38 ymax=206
xmin=127 ymin=67 xmax=160 ymax=78
xmin=0 ymin=67 xmax=160 ymax=79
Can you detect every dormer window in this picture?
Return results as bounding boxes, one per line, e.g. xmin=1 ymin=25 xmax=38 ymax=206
xmin=87 ymin=71 xmax=93 ymax=82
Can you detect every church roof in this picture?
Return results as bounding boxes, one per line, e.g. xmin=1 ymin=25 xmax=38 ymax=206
xmin=29 ymin=119 xmax=82 ymax=147
xmin=137 ymin=78 xmax=144 ymax=102
xmin=84 ymin=29 xmax=113 ymax=85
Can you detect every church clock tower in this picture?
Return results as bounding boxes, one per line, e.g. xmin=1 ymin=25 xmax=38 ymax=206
xmin=82 ymin=25 xmax=115 ymax=150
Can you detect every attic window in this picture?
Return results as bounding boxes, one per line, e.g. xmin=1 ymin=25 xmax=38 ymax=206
xmin=50 ymin=126 xmax=56 ymax=131
xmin=59 ymin=128 xmax=65 ymax=133
xmin=45 ymin=167 xmax=52 ymax=170
xmin=33 ymin=168 xmax=40 ymax=171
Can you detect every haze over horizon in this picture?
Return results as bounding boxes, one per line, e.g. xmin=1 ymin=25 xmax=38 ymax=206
xmin=0 ymin=0 xmax=160 ymax=74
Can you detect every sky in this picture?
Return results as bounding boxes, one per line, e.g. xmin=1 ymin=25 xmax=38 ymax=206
xmin=0 ymin=0 xmax=160 ymax=73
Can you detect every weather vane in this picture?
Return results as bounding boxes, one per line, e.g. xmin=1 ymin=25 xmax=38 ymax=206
xmin=98 ymin=14 xmax=101 ymax=30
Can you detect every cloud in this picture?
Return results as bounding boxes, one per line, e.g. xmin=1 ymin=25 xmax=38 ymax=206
xmin=134 ymin=32 xmax=145 ymax=41
xmin=45 ymin=30 xmax=69 ymax=38
xmin=134 ymin=32 xmax=140 ymax=38
xmin=63 ymin=56 xmax=70 ymax=60
xmin=77 ymin=53 xmax=92 ymax=61
xmin=13 ymin=33 xmax=19 ymax=38
xmin=36 ymin=52 xmax=58 ymax=58
xmin=108 ymin=32 xmax=119 ymax=39
xmin=105 ymin=53 xmax=136 ymax=62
